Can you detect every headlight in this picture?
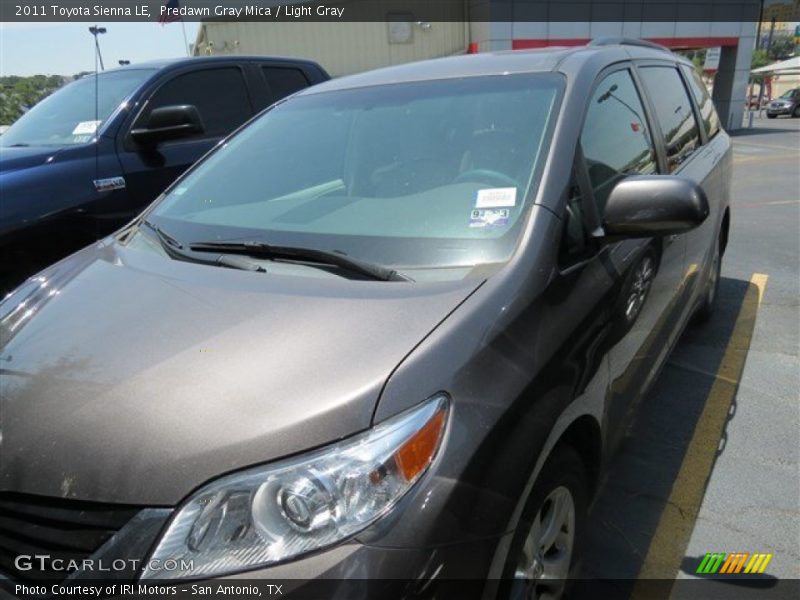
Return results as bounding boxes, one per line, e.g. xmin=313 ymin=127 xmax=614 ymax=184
xmin=142 ymin=395 xmax=448 ymax=579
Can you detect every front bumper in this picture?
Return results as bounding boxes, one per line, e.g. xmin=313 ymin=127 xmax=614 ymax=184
xmin=2 ymin=519 xmax=510 ymax=599
xmin=181 ymin=533 xmax=512 ymax=600
xmin=766 ymin=104 xmax=793 ymax=115
xmin=216 ymin=536 xmax=509 ymax=600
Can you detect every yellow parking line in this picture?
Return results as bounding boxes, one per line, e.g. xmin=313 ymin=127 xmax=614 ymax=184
xmin=733 ymin=153 xmax=798 ymax=164
xmin=631 ymin=273 xmax=768 ymax=599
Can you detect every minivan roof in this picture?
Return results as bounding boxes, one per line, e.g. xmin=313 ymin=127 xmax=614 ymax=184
xmin=303 ymin=43 xmax=689 ymax=95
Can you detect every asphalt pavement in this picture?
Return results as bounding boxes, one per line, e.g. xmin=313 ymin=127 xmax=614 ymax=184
xmin=576 ymin=116 xmax=799 ymax=599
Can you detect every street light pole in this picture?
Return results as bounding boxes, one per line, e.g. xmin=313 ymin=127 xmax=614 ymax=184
xmin=89 ymin=25 xmax=107 ymax=71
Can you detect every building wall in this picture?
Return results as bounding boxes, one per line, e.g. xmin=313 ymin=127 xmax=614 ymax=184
xmin=771 ymin=72 xmax=800 ymax=96
xmin=470 ymin=20 xmax=757 ymax=130
xmin=195 ymin=21 xmax=468 ymax=77
xmin=196 ymin=11 xmax=757 ymax=130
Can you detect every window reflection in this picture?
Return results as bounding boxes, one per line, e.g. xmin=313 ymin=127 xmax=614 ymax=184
xmin=639 ymin=66 xmax=701 ymax=172
xmin=581 ymin=69 xmax=657 ymax=214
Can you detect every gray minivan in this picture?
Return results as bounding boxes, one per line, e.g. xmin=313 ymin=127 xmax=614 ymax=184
xmin=0 ymin=40 xmax=730 ymax=597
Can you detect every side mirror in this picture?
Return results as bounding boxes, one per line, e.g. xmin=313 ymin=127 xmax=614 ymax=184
xmin=131 ymin=105 xmax=204 ymax=146
xmin=603 ymin=175 xmax=709 ymax=238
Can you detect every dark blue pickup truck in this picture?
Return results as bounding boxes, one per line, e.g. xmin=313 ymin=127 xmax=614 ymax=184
xmin=0 ymin=56 xmax=329 ymax=290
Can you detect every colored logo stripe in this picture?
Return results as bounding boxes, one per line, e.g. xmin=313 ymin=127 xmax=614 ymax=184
xmin=696 ymin=553 xmax=773 ymax=574
xmin=697 ymin=553 xmax=726 ymax=574
xmin=745 ymin=553 xmax=773 ymax=574
xmin=720 ymin=553 xmax=749 ymax=573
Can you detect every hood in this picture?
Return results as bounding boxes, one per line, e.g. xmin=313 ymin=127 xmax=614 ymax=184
xmin=0 ymin=145 xmax=64 ymax=173
xmin=0 ymin=240 xmax=480 ymax=505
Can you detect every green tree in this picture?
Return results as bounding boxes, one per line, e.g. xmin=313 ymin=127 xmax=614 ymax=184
xmin=0 ymin=74 xmax=68 ymax=125
xmin=767 ymin=34 xmax=797 ymax=61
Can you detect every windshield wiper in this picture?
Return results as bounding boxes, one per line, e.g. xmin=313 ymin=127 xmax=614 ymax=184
xmin=140 ymin=220 xmax=266 ymax=273
xmin=5 ymin=143 xmax=30 ymax=148
xmin=189 ymin=240 xmax=411 ymax=282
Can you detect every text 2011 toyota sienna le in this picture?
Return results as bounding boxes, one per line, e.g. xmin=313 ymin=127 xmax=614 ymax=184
xmin=0 ymin=41 xmax=730 ymax=598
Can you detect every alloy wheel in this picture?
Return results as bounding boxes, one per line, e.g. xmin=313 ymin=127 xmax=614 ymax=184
xmin=513 ymin=485 xmax=576 ymax=600
xmin=625 ymin=255 xmax=655 ymax=322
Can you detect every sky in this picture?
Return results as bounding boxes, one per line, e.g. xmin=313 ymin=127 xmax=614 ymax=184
xmin=1 ymin=22 xmax=201 ymax=76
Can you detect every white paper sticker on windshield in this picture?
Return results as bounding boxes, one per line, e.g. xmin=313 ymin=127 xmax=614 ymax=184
xmin=72 ymin=120 xmax=101 ymax=135
xmin=474 ymin=187 xmax=517 ymax=209
xmin=469 ymin=208 xmax=510 ymax=229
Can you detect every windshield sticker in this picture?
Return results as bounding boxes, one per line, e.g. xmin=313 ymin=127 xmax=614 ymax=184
xmin=474 ymin=187 xmax=517 ymax=209
xmin=72 ymin=120 xmax=101 ymax=135
xmin=469 ymin=208 xmax=510 ymax=229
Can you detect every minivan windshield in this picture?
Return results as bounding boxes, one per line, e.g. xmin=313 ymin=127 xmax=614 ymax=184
xmin=151 ymin=74 xmax=562 ymax=275
xmin=1 ymin=69 xmax=154 ymax=147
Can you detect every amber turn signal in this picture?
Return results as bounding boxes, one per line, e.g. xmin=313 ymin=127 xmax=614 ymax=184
xmin=393 ymin=405 xmax=447 ymax=481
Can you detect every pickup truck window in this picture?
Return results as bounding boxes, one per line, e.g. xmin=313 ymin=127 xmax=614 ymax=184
xmin=139 ymin=67 xmax=253 ymax=140
xmin=1 ymin=69 xmax=154 ymax=148
xmin=262 ymin=67 xmax=309 ymax=103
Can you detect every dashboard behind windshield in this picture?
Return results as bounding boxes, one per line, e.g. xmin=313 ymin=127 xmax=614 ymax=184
xmin=1 ymin=69 xmax=155 ymax=147
xmin=152 ymin=73 xmax=563 ymax=274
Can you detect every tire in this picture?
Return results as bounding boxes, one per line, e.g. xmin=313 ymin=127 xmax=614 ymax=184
xmin=500 ymin=446 xmax=589 ymax=600
xmin=793 ymin=105 xmax=800 ymax=118
xmin=767 ymin=113 xmax=777 ymax=119
xmin=693 ymin=239 xmax=722 ymax=324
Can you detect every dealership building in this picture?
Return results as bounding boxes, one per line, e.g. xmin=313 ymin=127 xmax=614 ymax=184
xmin=193 ymin=1 xmax=764 ymax=129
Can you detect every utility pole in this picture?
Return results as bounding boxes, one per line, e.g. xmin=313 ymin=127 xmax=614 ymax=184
xmin=755 ymin=0 xmax=765 ymax=48
xmin=755 ymin=16 xmax=777 ymax=113
xmin=766 ymin=16 xmax=777 ymax=58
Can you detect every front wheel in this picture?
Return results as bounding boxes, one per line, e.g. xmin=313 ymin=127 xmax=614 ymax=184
xmin=502 ymin=446 xmax=588 ymax=600
xmin=767 ymin=113 xmax=778 ymax=119
xmin=793 ymin=105 xmax=800 ymax=118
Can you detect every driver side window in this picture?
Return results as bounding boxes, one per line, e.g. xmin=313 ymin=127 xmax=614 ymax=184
xmin=560 ymin=69 xmax=657 ymax=267
xmin=581 ymin=69 xmax=657 ymax=216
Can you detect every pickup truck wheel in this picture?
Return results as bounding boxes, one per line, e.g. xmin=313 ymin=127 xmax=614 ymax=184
xmin=502 ymin=446 xmax=588 ymax=600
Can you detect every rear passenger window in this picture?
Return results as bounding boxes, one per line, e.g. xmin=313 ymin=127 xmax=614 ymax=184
xmin=682 ymin=65 xmax=720 ymax=139
xmin=581 ymin=69 xmax=657 ymax=214
xmin=638 ymin=66 xmax=701 ymax=172
xmin=142 ymin=68 xmax=253 ymax=140
xmin=262 ymin=67 xmax=309 ymax=103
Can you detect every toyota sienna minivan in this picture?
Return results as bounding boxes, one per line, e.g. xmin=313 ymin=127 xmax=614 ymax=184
xmin=0 ymin=40 xmax=730 ymax=598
